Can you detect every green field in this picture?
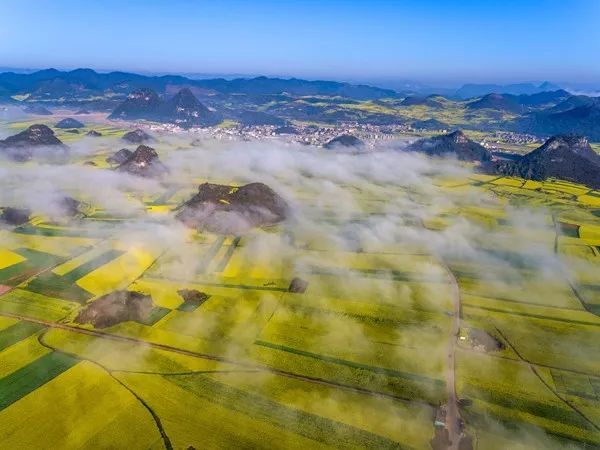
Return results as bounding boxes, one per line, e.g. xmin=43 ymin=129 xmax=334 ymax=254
xmin=0 ymin=123 xmax=598 ymax=449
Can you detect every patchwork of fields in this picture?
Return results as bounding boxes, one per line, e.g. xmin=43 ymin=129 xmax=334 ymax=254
xmin=0 ymin=126 xmax=599 ymax=449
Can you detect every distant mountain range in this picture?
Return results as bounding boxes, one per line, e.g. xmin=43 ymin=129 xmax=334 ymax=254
xmin=0 ymin=68 xmax=407 ymax=126
xmin=2 ymin=68 xmax=599 ymax=140
xmin=455 ymin=90 xmax=600 ymax=140
xmin=454 ymin=81 xmax=562 ymax=99
xmin=365 ymin=79 xmax=571 ymax=99
xmin=0 ymin=68 xmax=581 ymax=104
xmin=466 ymin=90 xmax=571 ymax=114
xmin=515 ymin=98 xmax=600 ymax=141
xmin=0 ymin=68 xmax=397 ymax=102
xmin=467 ymin=93 xmax=524 ymax=114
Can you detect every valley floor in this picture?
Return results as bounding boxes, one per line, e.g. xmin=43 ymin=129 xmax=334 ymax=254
xmin=0 ymin=123 xmax=599 ymax=449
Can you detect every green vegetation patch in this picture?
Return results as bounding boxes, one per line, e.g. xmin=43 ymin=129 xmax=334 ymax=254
xmin=462 ymin=385 xmax=591 ymax=429
xmin=255 ymin=340 xmax=443 ymax=388
xmin=0 ymin=248 xmax=64 ymax=286
xmin=0 ymin=352 xmax=78 ymax=412
xmin=168 ymin=373 xmax=408 ymax=449
xmin=461 ymin=406 xmax=597 ymax=449
xmin=61 ymin=249 xmax=126 ymax=282
xmin=176 ymin=302 xmax=202 ymax=312
xmin=136 ymin=307 xmax=171 ymax=326
xmin=283 ymin=301 xmax=434 ymax=328
xmin=0 ymin=321 xmax=45 ymax=351
xmin=24 ymin=272 xmax=94 ymax=304
xmin=215 ymin=236 xmax=241 ymax=272
xmin=17 ymin=249 xmax=123 ymax=303
xmin=196 ymin=237 xmax=225 ymax=274
xmin=558 ymin=222 xmax=580 ymax=238
xmin=591 ymin=378 xmax=600 ymax=398
xmin=551 ymin=369 xmax=597 ymax=401
xmin=0 ymin=289 xmax=78 ymax=322
xmin=252 ymin=343 xmax=443 ymax=404
xmin=13 ymin=225 xmax=86 ymax=238
xmin=307 ymin=266 xmax=445 ymax=283
xmin=462 ymin=304 xmax=600 ymax=328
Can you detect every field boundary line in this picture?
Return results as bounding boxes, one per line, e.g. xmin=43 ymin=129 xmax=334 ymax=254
xmin=0 ymin=311 xmax=436 ymax=408
xmin=493 ymin=326 xmax=600 ymax=433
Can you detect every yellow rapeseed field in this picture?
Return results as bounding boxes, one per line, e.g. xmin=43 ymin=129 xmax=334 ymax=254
xmin=76 ymin=246 xmax=158 ymax=296
xmin=0 ymin=361 xmax=162 ymax=448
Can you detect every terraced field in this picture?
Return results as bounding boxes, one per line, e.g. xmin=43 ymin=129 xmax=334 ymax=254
xmin=0 ymin=124 xmax=598 ymax=449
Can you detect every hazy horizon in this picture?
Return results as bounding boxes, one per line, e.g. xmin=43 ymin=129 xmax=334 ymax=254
xmin=1 ymin=65 xmax=598 ymax=93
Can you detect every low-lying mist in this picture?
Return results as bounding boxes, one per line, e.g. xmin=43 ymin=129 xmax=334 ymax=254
xmin=0 ymin=129 xmax=596 ymax=449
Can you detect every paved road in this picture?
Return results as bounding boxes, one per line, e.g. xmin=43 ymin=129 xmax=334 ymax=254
xmin=412 ymin=206 xmax=464 ymax=449
xmin=440 ymin=260 xmax=463 ymax=450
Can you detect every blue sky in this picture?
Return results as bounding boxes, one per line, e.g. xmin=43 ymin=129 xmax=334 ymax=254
xmin=0 ymin=0 xmax=598 ymax=84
